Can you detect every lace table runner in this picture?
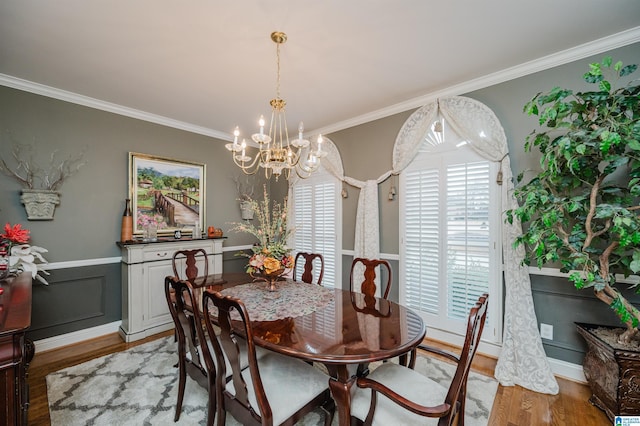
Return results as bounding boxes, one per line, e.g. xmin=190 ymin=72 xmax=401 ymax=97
xmin=218 ymin=280 xmax=334 ymax=321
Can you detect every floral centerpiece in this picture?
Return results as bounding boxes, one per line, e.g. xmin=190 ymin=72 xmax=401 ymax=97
xmin=1 ymin=222 xmax=49 ymax=284
xmin=230 ymin=185 xmax=294 ymax=289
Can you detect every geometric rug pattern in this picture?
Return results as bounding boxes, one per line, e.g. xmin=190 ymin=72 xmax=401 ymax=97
xmin=47 ymin=336 xmax=496 ymax=425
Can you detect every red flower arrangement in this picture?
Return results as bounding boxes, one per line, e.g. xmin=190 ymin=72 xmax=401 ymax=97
xmin=2 ymin=223 xmax=30 ymax=244
xmin=1 ymin=222 xmax=49 ymax=284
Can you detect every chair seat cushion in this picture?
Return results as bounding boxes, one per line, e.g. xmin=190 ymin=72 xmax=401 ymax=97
xmin=226 ymin=352 xmax=330 ymax=425
xmin=351 ymin=362 xmax=448 ymax=426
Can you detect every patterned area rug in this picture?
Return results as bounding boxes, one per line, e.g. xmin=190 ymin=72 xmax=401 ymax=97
xmin=47 ymin=336 xmax=497 ymax=425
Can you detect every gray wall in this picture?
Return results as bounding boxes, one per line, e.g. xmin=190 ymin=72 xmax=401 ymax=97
xmin=0 ymin=86 xmax=274 ymax=258
xmin=330 ymin=111 xmax=414 ymax=254
xmin=1 ymin=42 xmax=638 ymax=363
xmin=0 ymin=85 xmax=274 ymax=339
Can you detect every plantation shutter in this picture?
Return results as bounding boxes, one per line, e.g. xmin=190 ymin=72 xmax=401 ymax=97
xmin=291 ymin=175 xmax=339 ymax=288
xmin=314 ymin=182 xmax=337 ymax=287
xmin=402 ymin=148 xmax=495 ymax=335
xmin=404 ymin=168 xmax=440 ymax=314
xmin=445 ymin=161 xmax=491 ymax=320
xmin=293 ymin=185 xmax=313 ymax=253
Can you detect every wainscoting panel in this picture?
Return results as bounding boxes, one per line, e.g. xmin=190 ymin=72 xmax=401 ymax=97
xmin=27 ymin=263 xmax=121 ymax=341
xmin=223 ymin=249 xmax=251 ymax=273
xmin=27 ymin=252 xmax=244 ymax=344
xmin=530 ymin=273 xmax=640 ymax=365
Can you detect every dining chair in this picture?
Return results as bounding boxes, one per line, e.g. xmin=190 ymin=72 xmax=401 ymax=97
xmin=203 ymin=291 xmax=335 ymax=426
xmin=293 ymin=252 xmax=324 ymax=285
xmin=167 ymin=276 xmax=270 ymax=425
xmin=350 ymin=293 xmax=489 ymax=426
xmin=164 ymin=276 xmax=209 ymax=422
xmin=350 ymin=257 xmax=392 ymax=299
xmin=349 ymin=257 xmax=408 ymax=374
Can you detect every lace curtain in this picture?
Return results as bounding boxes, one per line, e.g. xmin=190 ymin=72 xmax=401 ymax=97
xmin=394 ymin=96 xmax=558 ymax=394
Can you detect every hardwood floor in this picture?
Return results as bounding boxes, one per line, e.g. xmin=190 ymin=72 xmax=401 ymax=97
xmin=27 ymin=332 xmax=609 ymax=426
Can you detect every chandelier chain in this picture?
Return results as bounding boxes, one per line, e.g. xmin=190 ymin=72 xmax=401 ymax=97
xmin=276 ymin=41 xmax=281 ymax=100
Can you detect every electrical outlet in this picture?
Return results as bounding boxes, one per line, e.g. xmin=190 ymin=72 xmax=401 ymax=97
xmin=540 ymin=323 xmax=553 ymax=340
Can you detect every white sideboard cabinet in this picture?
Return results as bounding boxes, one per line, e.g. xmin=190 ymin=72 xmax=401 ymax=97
xmin=118 ymin=238 xmax=224 ymax=342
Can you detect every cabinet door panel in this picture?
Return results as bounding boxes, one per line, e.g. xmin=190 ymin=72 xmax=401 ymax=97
xmin=145 ymin=262 xmax=173 ymax=326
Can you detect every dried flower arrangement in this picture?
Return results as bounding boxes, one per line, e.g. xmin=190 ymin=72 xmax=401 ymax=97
xmin=0 ymin=143 xmax=86 ymax=191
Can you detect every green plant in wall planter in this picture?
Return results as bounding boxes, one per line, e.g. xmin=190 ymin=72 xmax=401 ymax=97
xmin=507 ymin=57 xmax=640 ymax=344
xmin=0 ymin=144 xmax=86 ymax=220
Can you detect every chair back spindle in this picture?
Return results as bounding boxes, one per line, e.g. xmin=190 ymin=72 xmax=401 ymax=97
xmin=350 ymin=258 xmax=392 ymax=299
xmin=172 ymin=248 xmax=209 ymax=285
xmin=293 ymin=252 xmax=325 ymax=285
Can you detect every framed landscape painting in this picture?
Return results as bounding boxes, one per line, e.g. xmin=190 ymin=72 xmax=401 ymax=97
xmin=128 ymin=152 xmax=206 ymax=236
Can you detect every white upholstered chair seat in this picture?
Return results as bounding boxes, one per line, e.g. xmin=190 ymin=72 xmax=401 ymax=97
xmin=224 ymin=350 xmax=331 ymax=424
xmin=350 ymin=362 xmax=448 ymax=426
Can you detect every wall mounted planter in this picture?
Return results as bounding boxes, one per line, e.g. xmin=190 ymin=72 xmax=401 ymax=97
xmin=20 ymin=189 xmax=60 ymax=220
xmin=240 ymin=201 xmax=254 ymax=220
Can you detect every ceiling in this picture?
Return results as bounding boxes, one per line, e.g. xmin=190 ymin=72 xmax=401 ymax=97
xmin=1 ymin=1 xmax=639 ymax=142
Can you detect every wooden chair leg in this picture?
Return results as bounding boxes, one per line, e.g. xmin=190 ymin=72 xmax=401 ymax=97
xmin=206 ymin=376 xmax=216 ymax=426
xmin=458 ymin=387 xmax=467 ymax=426
xmin=175 ymin=352 xmax=186 ymax=421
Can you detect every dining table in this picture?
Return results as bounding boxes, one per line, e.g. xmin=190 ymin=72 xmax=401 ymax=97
xmin=188 ymin=272 xmax=426 ymax=426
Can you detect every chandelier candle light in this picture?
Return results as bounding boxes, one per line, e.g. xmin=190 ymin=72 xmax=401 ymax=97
xmin=226 ymin=31 xmax=326 ymax=180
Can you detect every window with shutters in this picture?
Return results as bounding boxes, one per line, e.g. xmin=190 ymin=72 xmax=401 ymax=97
xmin=290 ymin=167 xmax=341 ymax=288
xmin=400 ymin=120 xmax=501 ymax=342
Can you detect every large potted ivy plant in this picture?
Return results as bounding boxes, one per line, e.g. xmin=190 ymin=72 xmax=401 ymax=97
xmin=507 ymin=57 xmax=640 ymax=419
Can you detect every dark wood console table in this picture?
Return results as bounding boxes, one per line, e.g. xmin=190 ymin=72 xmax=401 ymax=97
xmin=0 ymin=273 xmax=34 ymax=425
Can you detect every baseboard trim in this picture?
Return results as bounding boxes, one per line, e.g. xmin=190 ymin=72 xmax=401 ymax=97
xmin=426 ymin=327 xmax=502 ymax=358
xmin=426 ymin=328 xmax=586 ymax=384
xmin=548 ymin=356 xmax=586 ymax=383
xmin=33 ymin=321 xmax=122 ymax=353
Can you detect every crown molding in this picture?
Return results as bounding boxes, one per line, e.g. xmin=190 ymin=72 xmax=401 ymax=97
xmin=0 ymin=74 xmax=231 ymax=141
xmin=2 ymin=26 xmax=638 ymax=140
xmin=313 ymin=26 xmax=640 ymax=136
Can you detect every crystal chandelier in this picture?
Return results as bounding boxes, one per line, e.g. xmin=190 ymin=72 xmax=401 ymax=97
xmin=226 ymin=31 xmax=326 ymax=180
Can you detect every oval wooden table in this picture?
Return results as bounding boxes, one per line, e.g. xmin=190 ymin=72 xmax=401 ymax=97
xmin=196 ymin=273 xmax=426 ymax=426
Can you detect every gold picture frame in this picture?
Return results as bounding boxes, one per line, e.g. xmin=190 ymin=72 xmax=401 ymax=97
xmin=128 ymin=152 xmax=206 ymax=236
